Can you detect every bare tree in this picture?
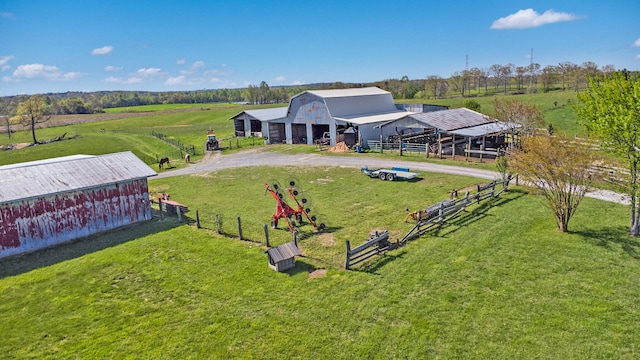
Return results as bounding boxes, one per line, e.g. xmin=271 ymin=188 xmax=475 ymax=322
xmin=508 ymin=134 xmax=594 ymax=232
xmin=500 ymin=64 xmax=514 ymax=95
xmin=492 ymin=97 xmax=545 ymax=140
xmin=489 ymin=64 xmax=502 ymax=90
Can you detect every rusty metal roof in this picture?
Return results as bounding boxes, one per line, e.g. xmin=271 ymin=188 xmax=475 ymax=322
xmin=0 ymin=151 xmax=157 ymax=205
xmin=266 ymin=242 xmax=302 ymax=263
xmin=408 ymin=108 xmax=495 ymax=131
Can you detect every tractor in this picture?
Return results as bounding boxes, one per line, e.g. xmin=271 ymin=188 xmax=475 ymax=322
xmin=205 ymin=130 xmax=220 ymax=151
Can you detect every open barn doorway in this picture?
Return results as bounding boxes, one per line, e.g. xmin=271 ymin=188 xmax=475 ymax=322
xmin=312 ymin=124 xmax=329 ymax=143
xmin=268 ymin=123 xmax=286 ymax=144
xmin=291 ymin=124 xmax=307 ymax=144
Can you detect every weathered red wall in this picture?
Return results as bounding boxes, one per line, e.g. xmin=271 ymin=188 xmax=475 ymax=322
xmin=0 ymin=179 xmax=151 ymax=259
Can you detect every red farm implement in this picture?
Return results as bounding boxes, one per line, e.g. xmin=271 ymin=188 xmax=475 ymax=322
xmin=265 ymin=180 xmax=325 ymax=233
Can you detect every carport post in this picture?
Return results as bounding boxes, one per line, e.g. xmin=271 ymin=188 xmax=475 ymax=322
xmin=452 ymin=134 xmax=456 ymax=160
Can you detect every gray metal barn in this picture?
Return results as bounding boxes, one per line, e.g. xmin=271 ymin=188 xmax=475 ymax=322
xmin=231 ymin=87 xmax=417 ymax=147
xmin=0 ymin=152 xmax=157 ymax=259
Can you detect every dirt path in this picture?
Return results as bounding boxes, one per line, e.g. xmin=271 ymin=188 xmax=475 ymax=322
xmin=156 ymin=147 xmax=630 ymax=205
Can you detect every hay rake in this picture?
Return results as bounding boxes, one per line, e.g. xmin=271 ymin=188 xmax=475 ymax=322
xmin=265 ymin=180 xmax=325 ymax=233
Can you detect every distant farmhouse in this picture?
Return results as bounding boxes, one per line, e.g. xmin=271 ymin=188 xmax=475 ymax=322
xmin=230 ymin=87 xmax=517 ymax=154
xmin=0 ymin=152 xmax=157 ymax=259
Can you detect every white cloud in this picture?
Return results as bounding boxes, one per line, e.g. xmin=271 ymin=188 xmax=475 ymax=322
xmin=491 ymin=8 xmax=580 ymax=29
xmin=11 ymin=63 xmax=83 ymax=81
xmin=165 ymin=75 xmax=186 ymax=85
xmin=135 ymin=67 xmax=163 ymax=77
xmin=105 ymin=65 xmax=123 ymax=72
xmin=191 ymin=61 xmax=205 ymax=69
xmin=275 ymin=76 xmax=286 ymax=82
xmin=105 ymin=76 xmax=142 ymax=84
xmin=180 ymin=61 xmax=207 ymax=75
xmin=0 ymin=12 xmax=14 ymax=19
xmin=210 ymin=77 xmax=220 ymax=83
xmin=0 ymin=55 xmax=14 ymax=72
xmin=636 ymin=54 xmax=640 ymax=60
xmin=176 ymin=58 xmax=186 ymax=65
xmin=292 ymin=80 xmax=304 ymax=85
xmin=634 ymin=38 xmax=640 ymax=47
xmin=91 ymin=46 xmax=113 ymax=56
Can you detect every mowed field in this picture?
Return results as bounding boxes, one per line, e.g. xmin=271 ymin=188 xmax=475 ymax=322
xmin=1 ymin=90 xmax=639 ymax=358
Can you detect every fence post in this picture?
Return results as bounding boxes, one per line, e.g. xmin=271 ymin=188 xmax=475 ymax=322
xmin=345 ymin=240 xmax=351 ymax=270
xmin=293 ymin=230 xmax=298 ymax=246
xmin=159 ymin=198 xmax=164 ymax=219
xmin=196 ymin=210 xmax=201 ymax=228
xmin=426 ymin=142 xmax=430 ymax=158
xmin=215 ymin=214 xmax=222 ymax=234
xmin=237 ymin=216 xmax=243 ymax=240
xmin=177 ymin=206 xmax=182 ymax=223
xmin=264 ymin=224 xmax=270 ymax=247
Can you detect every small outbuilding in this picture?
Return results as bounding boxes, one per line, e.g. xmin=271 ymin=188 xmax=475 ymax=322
xmin=266 ymin=241 xmax=302 ymax=272
xmin=0 ymin=151 xmax=157 ymax=259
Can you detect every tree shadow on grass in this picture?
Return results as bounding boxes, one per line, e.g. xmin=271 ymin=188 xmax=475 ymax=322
xmin=350 ymin=250 xmax=408 ymax=274
xmin=0 ymin=212 xmax=183 ymax=279
xmin=428 ymin=189 xmax=527 ymax=239
xmin=574 ymin=226 xmax=640 ymax=260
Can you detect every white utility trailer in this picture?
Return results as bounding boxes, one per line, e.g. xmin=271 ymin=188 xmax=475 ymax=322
xmin=361 ymin=167 xmax=419 ymax=181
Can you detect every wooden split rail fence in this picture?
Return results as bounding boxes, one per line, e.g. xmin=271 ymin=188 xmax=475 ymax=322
xmin=344 ymin=175 xmax=513 ymax=269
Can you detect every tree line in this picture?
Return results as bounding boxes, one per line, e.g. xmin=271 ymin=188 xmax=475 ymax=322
xmin=0 ymin=60 xmax=633 ymax=118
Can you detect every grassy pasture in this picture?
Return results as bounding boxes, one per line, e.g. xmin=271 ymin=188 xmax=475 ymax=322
xmin=0 ymin=104 xmax=265 ymax=166
xmin=1 ymin=166 xmax=638 ymax=358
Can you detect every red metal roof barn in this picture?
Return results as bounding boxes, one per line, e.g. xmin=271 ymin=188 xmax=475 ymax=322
xmin=0 ymin=152 xmax=157 ymax=259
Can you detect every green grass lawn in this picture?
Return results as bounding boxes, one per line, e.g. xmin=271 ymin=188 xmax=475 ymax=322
xmin=1 ymin=166 xmax=638 ymax=358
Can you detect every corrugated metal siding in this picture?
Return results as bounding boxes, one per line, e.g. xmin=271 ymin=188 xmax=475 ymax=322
xmin=323 ymin=94 xmax=397 ymax=118
xmin=0 ymin=179 xmax=151 ymax=259
xmin=306 ymin=87 xmax=390 ymax=98
xmin=0 ymin=151 xmax=156 ymax=205
xmin=290 ymin=93 xmax=332 ymax=124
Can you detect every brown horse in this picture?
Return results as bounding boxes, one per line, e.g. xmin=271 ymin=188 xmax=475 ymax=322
xmin=159 ymin=157 xmax=170 ymax=169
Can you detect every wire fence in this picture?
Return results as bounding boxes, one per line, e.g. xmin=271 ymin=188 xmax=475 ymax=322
xmin=155 ymin=203 xmax=307 ymax=248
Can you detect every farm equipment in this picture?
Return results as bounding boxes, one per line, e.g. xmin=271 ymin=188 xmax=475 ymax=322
xmin=205 ymin=130 xmax=220 ymax=151
xmin=361 ymin=166 xmax=418 ymax=181
xmin=265 ymin=180 xmax=325 ymax=232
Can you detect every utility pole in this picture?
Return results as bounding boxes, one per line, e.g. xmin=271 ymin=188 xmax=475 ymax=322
xmin=529 ymin=48 xmax=535 ymax=91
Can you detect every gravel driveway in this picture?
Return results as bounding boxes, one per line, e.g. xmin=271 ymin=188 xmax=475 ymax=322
xmin=155 ymin=148 xmax=630 ymax=205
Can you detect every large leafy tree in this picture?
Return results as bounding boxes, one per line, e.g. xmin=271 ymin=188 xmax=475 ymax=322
xmin=575 ymin=71 xmax=640 ymax=235
xmin=12 ymin=94 xmax=51 ymax=144
xmin=508 ymin=134 xmax=594 ymax=232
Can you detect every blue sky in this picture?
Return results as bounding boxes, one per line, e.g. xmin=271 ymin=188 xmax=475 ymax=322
xmin=1 ymin=0 xmax=639 ymax=96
